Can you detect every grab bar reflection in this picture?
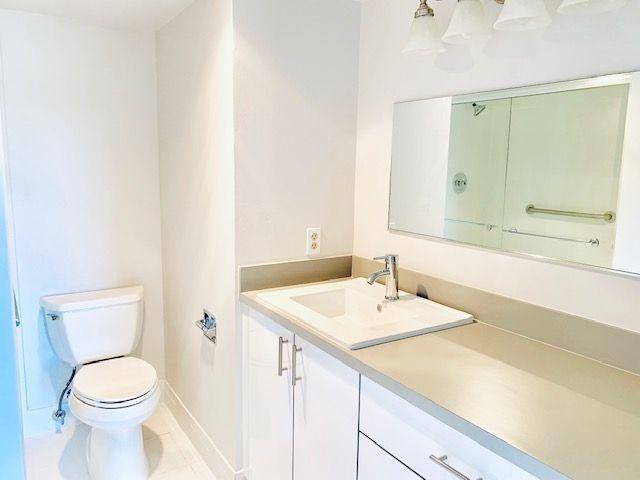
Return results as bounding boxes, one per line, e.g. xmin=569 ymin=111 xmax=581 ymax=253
xmin=445 ymin=218 xmax=498 ymax=231
xmin=526 ymin=204 xmax=615 ymax=223
xmin=503 ymin=228 xmax=599 ymax=247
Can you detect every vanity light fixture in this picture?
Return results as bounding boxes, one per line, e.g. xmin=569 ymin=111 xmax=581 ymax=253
xmin=405 ymin=0 xmax=627 ymax=53
xmin=493 ymin=0 xmax=551 ymax=31
xmin=557 ymin=0 xmax=628 ymax=15
xmin=442 ymin=0 xmax=491 ymax=45
xmin=403 ymin=0 xmax=445 ymax=54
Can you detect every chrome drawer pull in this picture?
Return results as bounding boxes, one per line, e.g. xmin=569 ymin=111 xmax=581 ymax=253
xmin=277 ymin=336 xmax=289 ymax=376
xmin=429 ymin=455 xmax=482 ymax=480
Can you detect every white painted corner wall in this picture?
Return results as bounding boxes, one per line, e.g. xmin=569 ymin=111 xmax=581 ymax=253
xmin=156 ymin=0 xmax=239 ymax=475
xmin=353 ymin=0 xmax=640 ymax=333
xmin=233 ymin=0 xmax=361 ymax=265
xmin=0 ymin=9 xmax=165 ymax=435
xmin=157 ymin=0 xmax=361 ymax=476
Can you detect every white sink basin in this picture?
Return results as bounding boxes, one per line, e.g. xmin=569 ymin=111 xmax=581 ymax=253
xmin=257 ymin=278 xmax=473 ymax=349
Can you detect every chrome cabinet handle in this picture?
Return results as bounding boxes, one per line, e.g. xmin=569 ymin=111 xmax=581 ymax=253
xmin=278 ymin=336 xmax=289 ymax=377
xmin=291 ymin=344 xmax=302 ymax=386
xmin=429 ymin=455 xmax=482 ymax=480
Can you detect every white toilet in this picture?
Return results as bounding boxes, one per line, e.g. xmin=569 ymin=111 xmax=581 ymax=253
xmin=41 ymin=286 xmax=160 ymax=480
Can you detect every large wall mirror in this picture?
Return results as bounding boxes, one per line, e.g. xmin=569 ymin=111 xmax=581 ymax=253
xmin=389 ymin=72 xmax=640 ymax=275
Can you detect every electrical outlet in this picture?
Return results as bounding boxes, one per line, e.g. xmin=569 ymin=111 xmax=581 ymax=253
xmin=306 ymin=227 xmax=321 ymax=256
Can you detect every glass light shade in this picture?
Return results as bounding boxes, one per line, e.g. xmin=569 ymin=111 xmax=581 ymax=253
xmin=403 ymin=14 xmax=445 ymax=54
xmin=442 ymin=0 xmax=491 ymax=45
xmin=494 ymin=0 xmax=551 ymax=31
xmin=558 ymin=0 xmax=627 ymax=15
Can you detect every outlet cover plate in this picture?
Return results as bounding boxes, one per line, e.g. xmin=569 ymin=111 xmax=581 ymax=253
xmin=306 ymin=227 xmax=321 ymax=256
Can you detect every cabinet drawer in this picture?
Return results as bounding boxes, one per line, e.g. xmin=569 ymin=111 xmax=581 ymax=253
xmin=358 ymin=434 xmax=423 ymax=480
xmin=359 ymin=377 xmax=537 ymax=480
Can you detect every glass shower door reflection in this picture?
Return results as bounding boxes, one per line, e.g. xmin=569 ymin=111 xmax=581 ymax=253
xmin=444 ymin=98 xmax=512 ymax=250
xmin=501 ymin=84 xmax=628 ymax=268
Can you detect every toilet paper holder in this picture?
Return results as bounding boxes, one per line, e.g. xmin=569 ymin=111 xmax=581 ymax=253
xmin=195 ymin=309 xmax=217 ymax=344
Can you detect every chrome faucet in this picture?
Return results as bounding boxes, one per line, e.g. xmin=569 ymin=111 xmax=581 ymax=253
xmin=366 ymin=254 xmax=399 ymax=301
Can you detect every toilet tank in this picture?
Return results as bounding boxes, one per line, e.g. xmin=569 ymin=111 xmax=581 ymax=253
xmin=40 ymin=286 xmax=144 ymax=366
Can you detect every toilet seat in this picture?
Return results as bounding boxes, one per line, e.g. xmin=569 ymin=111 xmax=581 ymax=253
xmin=73 ymin=384 xmax=158 ymax=409
xmin=73 ymin=356 xmax=158 ymax=407
xmin=70 ymin=356 xmax=160 ymax=432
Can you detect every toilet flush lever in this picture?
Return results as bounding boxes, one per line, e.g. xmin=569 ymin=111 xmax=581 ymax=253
xmin=195 ymin=309 xmax=217 ymax=343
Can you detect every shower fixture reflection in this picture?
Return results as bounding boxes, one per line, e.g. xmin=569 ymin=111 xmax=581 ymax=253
xmin=472 ymin=102 xmax=486 ymax=116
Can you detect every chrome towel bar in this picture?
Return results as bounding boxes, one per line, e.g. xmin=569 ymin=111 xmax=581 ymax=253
xmin=504 ymin=228 xmax=599 ymax=246
xmin=444 ymin=218 xmax=498 ymax=231
xmin=526 ymin=204 xmax=615 ymax=223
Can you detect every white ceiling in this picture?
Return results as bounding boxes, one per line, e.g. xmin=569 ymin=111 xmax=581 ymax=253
xmin=0 ymin=0 xmax=196 ymax=30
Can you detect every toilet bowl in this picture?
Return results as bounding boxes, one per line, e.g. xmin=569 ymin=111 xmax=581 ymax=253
xmin=41 ymin=286 xmax=156 ymax=479
xmin=69 ymin=356 xmax=160 ymax=480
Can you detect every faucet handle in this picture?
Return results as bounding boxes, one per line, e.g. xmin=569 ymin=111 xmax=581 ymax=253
xmin=373 ymin=254 xmax=398 ymax=264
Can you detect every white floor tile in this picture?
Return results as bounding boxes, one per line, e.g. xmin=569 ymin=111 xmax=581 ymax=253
xmin=150 ymin=465 xmax=198 ymax=480
xmin=167 ymin=423 xmax=201 ymax=465
xmin=143 ymin=403 xmax=174 ymax=439
xmin=145 ymin=432 xmax=192 ymax=476
xmin=191 ymin=461 xmax=217 ymax=480
xmin=25 ymin=421 xmax=91 ymax=480
xmin=25 ymin=403 xmax=216 ymax=480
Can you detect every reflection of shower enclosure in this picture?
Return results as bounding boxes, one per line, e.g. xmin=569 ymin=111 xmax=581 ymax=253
xmin=444 ymin=84 xmax=629 ymax=268
xmin=444 ymin=98 xmax=511 ymax=249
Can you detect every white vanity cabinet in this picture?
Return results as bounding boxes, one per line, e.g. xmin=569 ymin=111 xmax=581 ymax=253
xmin=244 ymin=304 xmax=539 ymax=480
xmin=293 ymin=335 xmax=359 ymax=480
xmin=244 ymin=307 xmax=359 ymax=480
xmin=358 ymin=434 xmax=422 ymax=480
xmin=359 ymin=377 xmax=538 ymax=480
xmin=245 ymin=307 xmax=294 ymax=480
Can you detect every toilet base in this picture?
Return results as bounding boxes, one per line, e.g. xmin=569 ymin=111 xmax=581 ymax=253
xmin=69 ymin=379 xmax=160 ymax=480
xmin=86 ymin=425 xmax=148 ymax=480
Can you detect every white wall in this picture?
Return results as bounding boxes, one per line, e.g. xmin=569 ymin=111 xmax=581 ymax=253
xmin=157 ymin=0 xmax=361 ymax=475
xmin=613 ymin=73 xmax=640 ymax=273
xmin=234 ymin=0 xmax=361 ymax=265
xmin=353 ymin=0 xmax=640 ymax=333
xmin=156 ymin=0 xmax=238 ymax=474
xmin=0 ymin=9 xmax=164 ymax=435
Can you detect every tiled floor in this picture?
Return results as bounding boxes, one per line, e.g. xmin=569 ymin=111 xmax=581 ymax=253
xmin=24 ymin=403 xmax=216 ymax=480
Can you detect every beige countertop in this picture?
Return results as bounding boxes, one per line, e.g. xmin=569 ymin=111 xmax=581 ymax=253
xmin=240 ymin=280 xmax=640 ymax=480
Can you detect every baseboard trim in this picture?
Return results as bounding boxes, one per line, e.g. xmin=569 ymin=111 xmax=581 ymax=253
xmin=161 ymin=380 xmax=246 ymax=480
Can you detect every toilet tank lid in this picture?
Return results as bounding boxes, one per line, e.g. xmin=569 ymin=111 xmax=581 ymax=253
xmin=40 ymin=286 xmax=144 ymax=313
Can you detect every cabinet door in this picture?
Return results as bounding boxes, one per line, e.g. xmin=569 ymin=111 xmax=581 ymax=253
xmin=358 ymin=434 xmax=423 ymax=480
xmin=245 ymin=308 xmax=294 ymax=480
xmin=292 ymin=335 xmax=359 ymax=480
